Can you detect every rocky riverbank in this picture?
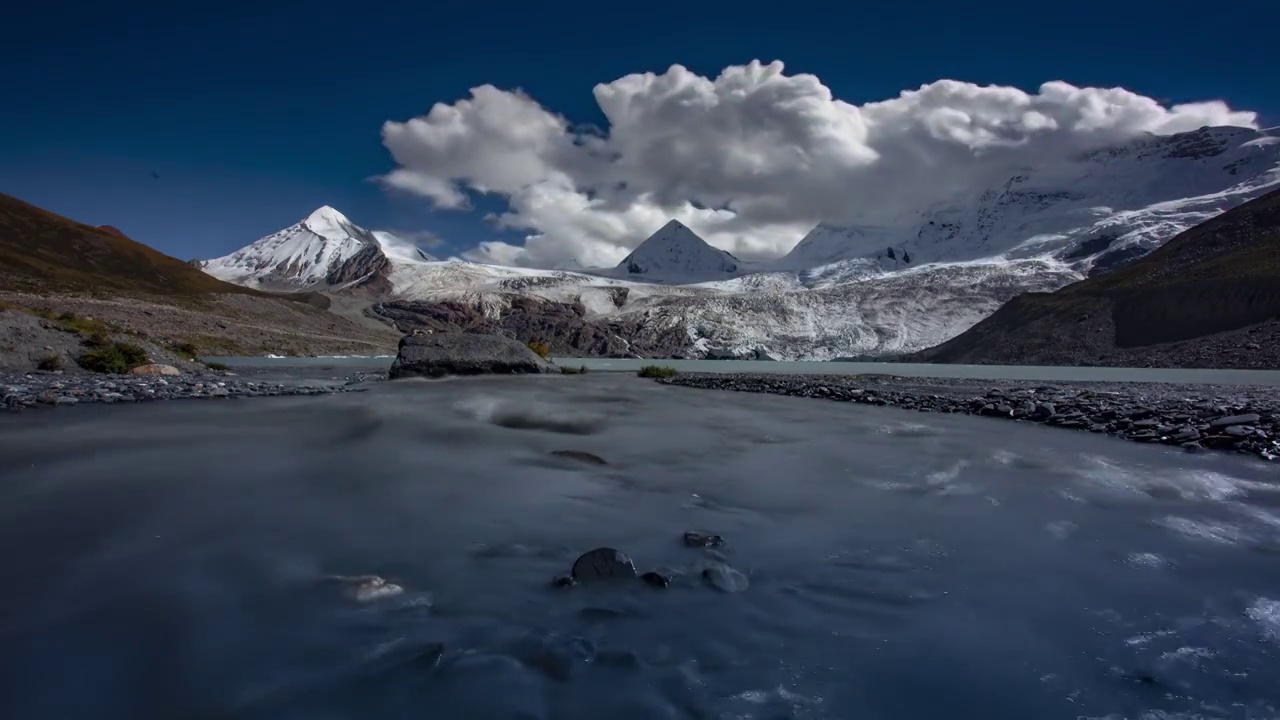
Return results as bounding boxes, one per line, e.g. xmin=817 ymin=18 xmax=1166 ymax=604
xmin=0 ymin=370 xmax=378 ymax=411
xmin=660 ymin=373 xmax=1280 ymax=461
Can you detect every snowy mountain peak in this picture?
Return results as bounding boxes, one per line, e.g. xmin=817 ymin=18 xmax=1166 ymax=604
xmin=611 ymin=219 xmax=741 ymax=283
xmin=301 ymin=205 xmax=357 ymax=240
xmin=780 ymin=125 xmax=1280 ymax=274
xmin=202 ymin=205 xmax=376 ymax=289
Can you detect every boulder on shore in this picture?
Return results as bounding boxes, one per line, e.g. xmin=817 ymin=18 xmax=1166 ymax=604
xmin=129 ymin=363 xmax=181 ymax=376
xmin=388 ymin=332 xmax=554 ymax=379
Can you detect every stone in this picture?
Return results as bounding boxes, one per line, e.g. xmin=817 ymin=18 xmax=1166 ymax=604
xmin=388 ymin=332 xmax=555 ymax=379
xmin=570 ymin=548 xmax=637 ymax=583
xmin=701 ymin=563 xmax=749 ymax=593
xmin=639 ymin=571 xmax=670 ymax=588
xmin=326 ymin=574 xmax=405 ymax=603
xmin=1031 ymin=402 xmax=1055 ymax=420
xmin=129 ymin=364 xmax=180 ymax=376
xmin=1209 ymin=413 xmax=1260 ymax=430
xmin=683 ymin=531 xmax=725 ymax=548
xmin=551 ymin=575 xmax=577 ymax=589
xmin=1224 ymin=425 xmax=1255 ymax=437
xmin=550 ymin=450 xmax=607 ymax=465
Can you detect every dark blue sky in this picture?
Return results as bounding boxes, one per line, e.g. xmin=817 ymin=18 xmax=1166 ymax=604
xmin=3 ymin=0 xmax=1276 ymax=261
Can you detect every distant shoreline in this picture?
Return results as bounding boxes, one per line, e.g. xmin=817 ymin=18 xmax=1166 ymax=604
xmin=659 ymin=372 xmax=1279 ymax=462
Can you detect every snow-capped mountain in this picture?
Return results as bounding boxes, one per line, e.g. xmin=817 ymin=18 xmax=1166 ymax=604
xmin=199 ymin=125 xmax=1280 ymax=360
xmin=781 ymin=126 xmax=1280 ymax=279
xmin=200 ymin=206 xmax=377 ymax=289
xmin=603 ymin=220 xmax=744 ymax=283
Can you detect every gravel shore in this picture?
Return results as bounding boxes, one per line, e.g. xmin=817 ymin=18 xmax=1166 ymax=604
xmin=0 ymin=370 xmax=384 ymax=411
xmin=661 ymin=373 xmax=1280 ymax=461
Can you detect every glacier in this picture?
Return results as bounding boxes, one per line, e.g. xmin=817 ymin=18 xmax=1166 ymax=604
xmin=198 ymin=125 xmax=1280 ymax=360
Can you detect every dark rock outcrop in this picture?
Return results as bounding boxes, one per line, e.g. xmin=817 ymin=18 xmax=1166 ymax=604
xmin=326 ymin=241 xmax=393 ymax=296
xmin=369 ymin=298 xmax=695 ymax=359
xmin=388 ymin=332 xmax=554 ymax=379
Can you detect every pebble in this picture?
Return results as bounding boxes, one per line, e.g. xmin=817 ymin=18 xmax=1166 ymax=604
xmin=1 ymin=370 xmax=376 ymax=412
xmin=658 ymin=373 xmax=1279 ymax=462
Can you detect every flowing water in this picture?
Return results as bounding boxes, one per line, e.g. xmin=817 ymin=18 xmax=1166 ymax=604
xmin=1 ymin=373 xmax=1278 ymax=719
xmin=209 ymin=355 xmax=1280 ymax=386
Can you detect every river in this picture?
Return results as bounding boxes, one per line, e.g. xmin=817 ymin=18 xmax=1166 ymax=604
xmin=1 ymin=373 xmax=1277 ymax=719
xmin=210 ymin=355 xmax=1280 ymax=386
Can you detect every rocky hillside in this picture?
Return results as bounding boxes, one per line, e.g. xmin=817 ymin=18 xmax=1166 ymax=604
xmin=368 ymin=298 xmax=696 ymax=358
xmin=0 ymin=194 xmax=399 ymax=361
xmin=910 ymin=188 xmax=1280 ymax=369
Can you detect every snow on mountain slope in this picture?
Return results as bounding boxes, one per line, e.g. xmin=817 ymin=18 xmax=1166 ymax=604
xmin=202 ymin=206 xmax=376 ymax=289
xmin=200 ymin=127 xmax=1280 ymax=359
xmin=372 ymin=231 xmax=437 ymax=263
xmin=623 ymin=259 xmax=1082 ymax=360
xmin=782 ymin=126 xmax=1280 ymax=274
xmin=601 ymin=220 xmax=745 ymax=283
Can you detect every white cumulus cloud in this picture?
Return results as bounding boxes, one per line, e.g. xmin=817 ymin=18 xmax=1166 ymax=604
xmin=378 ymin=60 xmax=1258 ymax=268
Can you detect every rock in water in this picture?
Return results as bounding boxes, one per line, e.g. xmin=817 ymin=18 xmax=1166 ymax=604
xmin=388 ymin=332 xmax=555 ymax=379
xmin=639 ymin=571 xmax=670 ymax=588
xmin=327 ymin=574 xmax=405 ymax=603
xmin=129 ymin=363 xmax=180 ymax=376
xmin=683 ymin=531 xmax=725 ymax=548
xmin=551 ymin=450 xmax=608 ymax=465
xmin=570 ymin=548 xmax=637 ymax=583
xmin=701 ymin=563 xmax=749 ymax=593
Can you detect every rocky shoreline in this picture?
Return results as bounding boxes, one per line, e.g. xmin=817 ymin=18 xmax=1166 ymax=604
xmin=659 ymin=373 xmax=1280 ymax=461
xmin=0 ymin=370 xmax=379 ymax=412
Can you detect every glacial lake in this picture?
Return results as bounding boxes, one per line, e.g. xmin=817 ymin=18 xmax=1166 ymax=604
xmin=1 ymin=372 xmax=1277 ymax=719
xmin=210 ymin=355 xmax=1280 ymax=386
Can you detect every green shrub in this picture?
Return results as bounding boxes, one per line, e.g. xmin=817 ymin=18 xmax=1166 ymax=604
xmin=78 ymin=337 xmax=149 ymax=374
xmin=637 ymin=365 xmax=678 ymax=379
xmin=53 ymin=312 xmax=110 ymax=337
xmin=170 ymin=341 xmax=201 ymax=360
xmin=203 ymin=361 xmax=230 ymax=372
xmin=527 ymin=340 xmax=551 ymax=359
xmin=36 ymin=355 xmax=63 ymax=371
xmin=559 ymin=364 xmax=590 ymax=375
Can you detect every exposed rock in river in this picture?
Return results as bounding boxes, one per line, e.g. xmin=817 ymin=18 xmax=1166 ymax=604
xmin=387 ymin=332 xmax=554 ymax=379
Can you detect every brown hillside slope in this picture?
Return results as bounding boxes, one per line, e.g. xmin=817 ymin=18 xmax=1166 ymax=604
xmin=910 ymin=187 xmax=1280 ymax=369
xmin=0 ymin=194 xmax=398 ymax=356
xmin=0 ymin=192 xmax=264 ymax=296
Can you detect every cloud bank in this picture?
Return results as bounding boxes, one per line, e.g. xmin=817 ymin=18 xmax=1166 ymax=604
xmin=378 ymin=61 xmax=1257 ymax=268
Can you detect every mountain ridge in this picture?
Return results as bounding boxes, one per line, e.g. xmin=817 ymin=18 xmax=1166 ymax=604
xmin=196 ymin=124 xmax=1280 ymax=360
xmin=0 ymin=194 xmax=401 ymax=357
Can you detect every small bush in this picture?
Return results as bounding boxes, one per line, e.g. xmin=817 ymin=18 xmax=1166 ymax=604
xmin=36 ymin=355 xmax=64 ymax=371
xmin=637 ymin=365 xmax=678 ymax=379
xmin=170 ymin=341 xmax=201 ymax=360
xmin=527 ymin=340 xmax=551 ymax=359
xmin=78 ymin=338 xmax=149 ymax=374
xmin=203 ymin=361 xmax=230 ymax=372
xmin=559 ymin=364 xmax=590 ymax=375
xmin=53 ymin=312 xmax=110 ymax=337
